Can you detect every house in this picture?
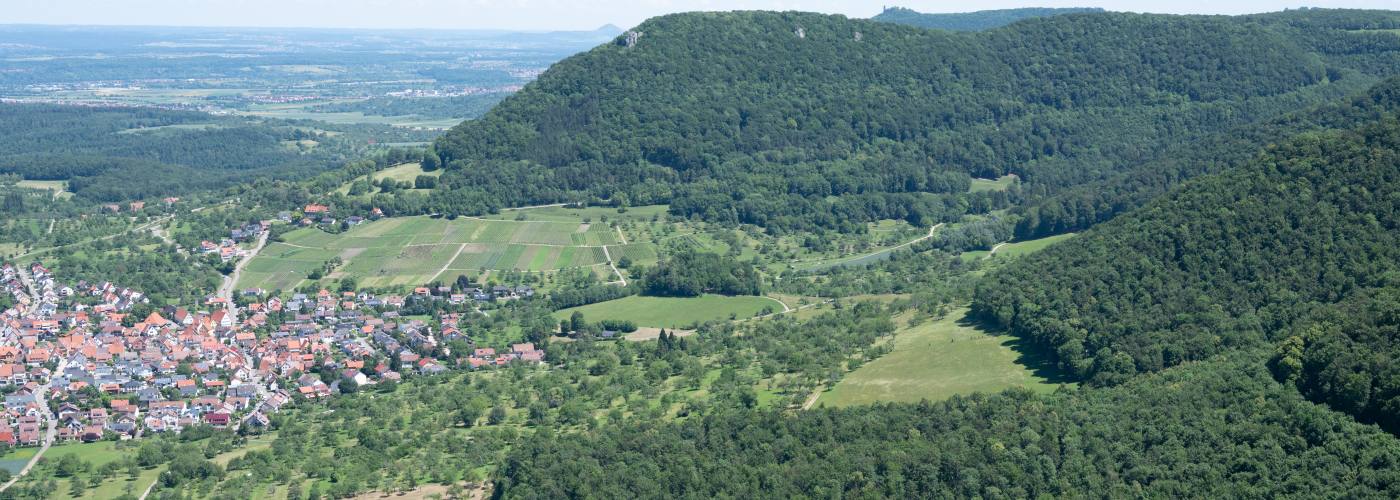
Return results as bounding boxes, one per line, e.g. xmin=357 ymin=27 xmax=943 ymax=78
xmin=304 ymin=204 xmax=330 ymax=215
xmin=129 ymin=201 xmax=145 ymax=212
xmin=203 ymin=412 xmax=231 ymax=427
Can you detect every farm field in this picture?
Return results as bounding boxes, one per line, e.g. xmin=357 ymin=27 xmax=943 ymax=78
xmin=553 ymin=294 xmax=778 ymax=328
xmin=238 ymin=215 xmax=653 ymax=292
xmin=817 ymin=307 xmax=1067 ymax=407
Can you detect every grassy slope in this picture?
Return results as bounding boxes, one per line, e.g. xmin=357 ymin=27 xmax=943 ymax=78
xmin=818 ymin=307 xmax=1067 ymax=407
xmin=553 ymin=295 xmax=776 ymax=328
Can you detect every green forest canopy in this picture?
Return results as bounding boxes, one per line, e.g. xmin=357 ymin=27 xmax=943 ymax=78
xmin=410 ymin=10 xmax=1400 ymax=234
xmin=872 ymin=6 xmax=1106 ymax=31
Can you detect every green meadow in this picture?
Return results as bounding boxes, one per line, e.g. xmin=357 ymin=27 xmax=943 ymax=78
xmin=817 ymin=308 xmax=1067 ymax=407
xmin=553 ymin=294 xmax=778 ymax=328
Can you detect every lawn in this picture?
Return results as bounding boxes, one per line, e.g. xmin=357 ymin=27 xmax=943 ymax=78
xmin=817 ymin=307 xmax=1068 ymax=407
xmin=553 ymin=295 xmax=777 ymax=328
xmin=43 ymin=441 xmax=129 ymax=470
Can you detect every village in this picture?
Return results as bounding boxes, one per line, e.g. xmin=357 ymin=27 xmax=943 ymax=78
xmin=0 ymin=252 xmax=543 ymax=452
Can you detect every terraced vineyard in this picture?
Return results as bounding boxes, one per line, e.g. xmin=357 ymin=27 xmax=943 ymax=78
xmin=237 ymin=215 xmax=659 ymax=292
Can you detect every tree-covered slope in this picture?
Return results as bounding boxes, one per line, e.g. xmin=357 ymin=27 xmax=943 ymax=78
xmin=872 ymin=6 xmax=1106 ymax=31
xmin=1273 ymin=284 xmax=1400 ymax=434
xmin=496 ymin=355 xmax=1400 ymax=498
xmin=1013 ymin=72 xmax=1398 ymax=238
xmin=415 ymin=10 xmax=1400 ymax=231
xmin=972 ymin=81 xmax=1400 ymax=385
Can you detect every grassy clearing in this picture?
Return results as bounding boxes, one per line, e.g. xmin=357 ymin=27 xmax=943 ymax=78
xmin=969 ymin=174 xmax=1018 ymax=193
xmin=336 ymin=162 xmax=440 ymax=194
xmin=993 ymin=233 xmax=1076 ymax=258
xmin=818 ymin=307 xmax=1068 ymax=407
xmin=553 ymin=295 xmax=776 ymax=328
xmin=16 ymin=179 xmax=73 ymax=199
xmin=960 ymin=232 xmax=1077 ymax=262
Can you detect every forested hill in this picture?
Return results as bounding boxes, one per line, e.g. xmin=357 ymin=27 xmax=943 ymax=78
xmin=416 ymin=10 xmax=1400 ymax=231
xmin=497 ymin=355 xmax=1400 ymax=498
xmin=488 ymin=77 xmax=1400 ymax=500
xmin=972 ymin=78 xmax=1400 ymax=386
xmin=872 ymin=6 xmax=1105 ymax=31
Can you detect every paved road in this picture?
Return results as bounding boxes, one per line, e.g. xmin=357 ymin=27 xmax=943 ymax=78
xmin=218 ymin=231 xmax=269 ymax=301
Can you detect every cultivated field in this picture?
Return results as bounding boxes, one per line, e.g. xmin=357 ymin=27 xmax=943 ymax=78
xmin=238 ymin=215 xmax=657 ymax=292
xmin=553 ymin=294 xmax=778 ymax=328
xmin=817 ymin=307 xmax=1066 ymax=407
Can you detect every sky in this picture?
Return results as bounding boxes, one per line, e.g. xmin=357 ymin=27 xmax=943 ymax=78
xmin=2 ymin=0 xmax=1395 ymax=31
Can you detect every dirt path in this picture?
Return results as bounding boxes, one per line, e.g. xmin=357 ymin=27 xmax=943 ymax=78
xmin=137 ymin=475 xmax=158 ymax=500
xmin=615 ymin=226 xmax=628 ymax=245
xmin=800 ymin=390 xmax=822 ymax=410
xmin=428 ymin=243 xmax=468 ymax=283
xmin=986 ymin=242 xmax=1008 ymax=258
xmin=500 ymin=202 xmax=568 ymax=211
xmin=219 ymin=231 xmax=269 ymax=301
xmin=787 ymin=223 xmax=943 ymax=267
xmin=601 ymin=246 xmax=626 ymax=286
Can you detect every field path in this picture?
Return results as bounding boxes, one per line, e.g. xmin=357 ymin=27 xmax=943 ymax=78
xmin=615 ymin=226 xmax=628 ymax=245
xmin=500 ymin=202 xmax=568 ymax=211
xmin=788 ymin=223 xmax=943 ymax=268
xmin=800 ymin=390 xmax=822 ymax=410
xmin=429 ymin=243 xmax=468 ymax=283
xmin=601 ymin=246 xmax=626 ymax=286
xmin=986 ymin=242 xmax=1008 ymax=258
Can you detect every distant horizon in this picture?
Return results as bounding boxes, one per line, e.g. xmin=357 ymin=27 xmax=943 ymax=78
xmin=2 ymin=1 xmax=1395 ymax=32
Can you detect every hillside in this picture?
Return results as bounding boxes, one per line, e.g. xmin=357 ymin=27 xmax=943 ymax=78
xmin=497 ymin=355 xmax=1400 ymax=498
xmin=972 ymin=78 xmax=1400 ymax=385
xmin=408 ymin=10 xmax=1400 ymax=233
xmin=487 ymin=77 xmax=1400 ymax=500
xmin=872 ymin=6 xmax=1105 ymax=31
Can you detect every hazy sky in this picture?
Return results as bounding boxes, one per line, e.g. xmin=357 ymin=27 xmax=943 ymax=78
xmin=2 ymin=0 xmax=1395 ymax=31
